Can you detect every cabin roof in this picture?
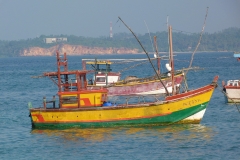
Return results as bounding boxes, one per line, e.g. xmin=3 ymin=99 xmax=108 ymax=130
xmin=85 ymin=61 xmax=113 ymax=65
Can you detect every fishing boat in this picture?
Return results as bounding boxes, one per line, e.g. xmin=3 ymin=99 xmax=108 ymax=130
xmin=82 ymin=58 xmax=184 ymax=96
xmin=222 ymin=52 xmax=240 ymax=103
xmin=222 ymin=80 xmax=240 ymax=103
xmin=29 ymin=25 xmax=218 ymax=129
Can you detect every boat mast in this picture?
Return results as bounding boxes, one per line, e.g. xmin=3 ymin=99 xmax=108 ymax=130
xmin=94 ymin=58 xmax=97 ymax=85
xmin=168 ymin=26 xmax=175 ymax=95
xmin=56 ymin=51 xmax=68 ymax=91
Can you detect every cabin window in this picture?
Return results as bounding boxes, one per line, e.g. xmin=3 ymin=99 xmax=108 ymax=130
xmin=61 ymin=96 xmax=78 ymax=104
xmin=96 ymin=77 xmax=105 ymax=82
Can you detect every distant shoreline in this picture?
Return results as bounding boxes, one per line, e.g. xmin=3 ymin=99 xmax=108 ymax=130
xmin=147 ymin=51 xmax=234 ymax=54
xmin=0 ymin=51 xmax=234 ymax=58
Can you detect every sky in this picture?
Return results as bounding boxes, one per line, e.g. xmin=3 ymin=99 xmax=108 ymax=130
xmin=0 ymin=0 xmax=239 ymax=41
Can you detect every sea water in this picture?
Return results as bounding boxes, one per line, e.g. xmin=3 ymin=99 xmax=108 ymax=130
xmin=0 ymin=52 xmax=240 ymax=160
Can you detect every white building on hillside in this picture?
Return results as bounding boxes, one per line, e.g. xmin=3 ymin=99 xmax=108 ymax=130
xmin=44 ymin=37 xmax=67 ymax=43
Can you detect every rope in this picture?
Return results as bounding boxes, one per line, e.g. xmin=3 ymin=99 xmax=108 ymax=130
xmin=144 ymin=20 xmax=155 ymax=53
xmin=118 ymin=16 xmax=170 ymax=95
xmin=118 ymin=60 xmax=150 ymax=73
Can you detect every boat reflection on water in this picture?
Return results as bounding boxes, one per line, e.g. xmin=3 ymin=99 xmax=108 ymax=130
xmin=31 ymin=124 xmax=215 ymax=143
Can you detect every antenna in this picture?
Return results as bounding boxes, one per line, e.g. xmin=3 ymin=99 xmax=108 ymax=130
xmin=110 ymin=22 xmax=113 ymax=38
xmin=166 ymin=15 xmax=169 ymax=30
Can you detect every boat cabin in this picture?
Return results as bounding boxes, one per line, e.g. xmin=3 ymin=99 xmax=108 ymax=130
xmin=226 ymin=80 xmax=240 ymax=87
xmin=43 ymin=52 xmax=108 ymax=109
xmin=82 ymin=60 xmax=120 ymax=86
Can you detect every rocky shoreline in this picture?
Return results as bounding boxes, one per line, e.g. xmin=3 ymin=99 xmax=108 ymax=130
xmin=20 ymin=44 xmax=139 ymax=56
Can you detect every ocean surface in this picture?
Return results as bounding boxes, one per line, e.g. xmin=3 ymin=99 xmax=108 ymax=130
xmin=1 ymin=52 xmax=240 ymax=160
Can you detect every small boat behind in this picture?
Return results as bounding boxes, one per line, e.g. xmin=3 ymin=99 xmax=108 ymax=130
xmin=222 ymin=52 xmax=240 ymax=103
xmin=222 ymin=80 xmax=240 ymax=103
xmin=82 ymin=58 xmax=184 ymax=96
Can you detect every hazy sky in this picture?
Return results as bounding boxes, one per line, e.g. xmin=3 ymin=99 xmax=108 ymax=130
xmin=0 ymin=0 xmax=239 ymax=40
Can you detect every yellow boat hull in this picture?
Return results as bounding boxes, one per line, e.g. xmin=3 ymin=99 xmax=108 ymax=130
xmin=30 ymin=84 xmax=215 ymax=129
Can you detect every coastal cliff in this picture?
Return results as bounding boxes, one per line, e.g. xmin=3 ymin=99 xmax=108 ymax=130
xmin=20 ymin=44 xmax=139 ymax=56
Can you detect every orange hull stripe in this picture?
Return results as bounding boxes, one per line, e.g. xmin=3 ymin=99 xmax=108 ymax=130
xmin=166 ymin=85 xmax=213 ymax=100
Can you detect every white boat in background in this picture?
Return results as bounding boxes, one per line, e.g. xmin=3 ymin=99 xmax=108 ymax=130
xmin=82 ymin=59 xmax=184 ymax=96
xmin=233 ymin=52 xmax=240 ymax=61
xmin=222 ymin=80 xmax=240 ymax=103
xmin=222 ymin=52 xmax=240 ymax=103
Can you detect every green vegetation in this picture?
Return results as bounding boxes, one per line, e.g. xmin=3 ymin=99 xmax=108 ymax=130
xmin=0 ymin=27 xmax=240 ymax=57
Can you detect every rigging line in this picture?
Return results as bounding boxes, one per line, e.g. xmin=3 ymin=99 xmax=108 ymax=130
xmin=185 ymin=7 xmax=209 ymax=76
xmin=118 ymin=16 xmax=169 ymax=96
xmin=144 ymin=20 xmax=155 ymax=53
xmin=172 ymin=28 xmax=195 ymax=34
xmin=113 ymin=18 xmax=120 ymax=29
xmin=118 ymin=60 xmax=150 ymax=73
xmin=174 ymin=59 xmax=190 ymax=62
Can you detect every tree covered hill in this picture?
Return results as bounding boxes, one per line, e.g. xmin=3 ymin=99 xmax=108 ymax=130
xmin=0 ymin=27 xmax=240 ymax=57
